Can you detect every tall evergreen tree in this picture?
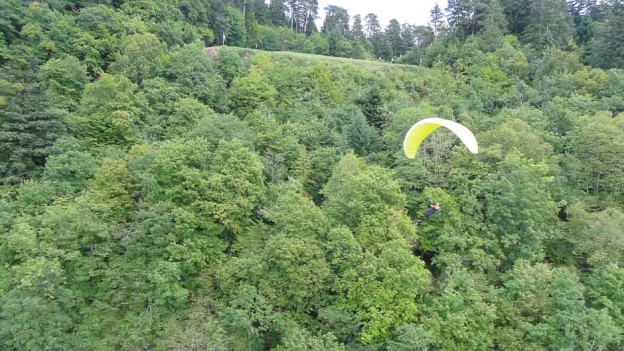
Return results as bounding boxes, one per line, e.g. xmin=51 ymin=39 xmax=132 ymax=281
xmin=430 ymin=3 xmax=446 ymax=37
xmin=371 ymin=32 xmax=392 ymax=60
xmin=0 ymin=46 xmax=65 ymax=184
xmin=251 ymin=0 xmax=271 ymax=25
xmin=523 ymin=0 xmax=574 ymax=49
xmin=447 ymin=0 xmax=478 ymax=36
xmin=501 ymin=0 xmax=531 ymax=34
xmin=386 ymin=19 xmax=404 ymax=57
xmin=447 ymin=0 xmax=507 ymax=38
xmin=412 ymin=25 xmax=435 ymax=53
xmin=586 ymin=0 xmax=624 ymax=68
xmin=479 ymin=0 xmax=509 ymax=50
xmin=322 ymin=5 xmax=350 ymax=35
xmin=305 ymin=12 xmax=318 ymax=35
xmin=568 ymin=0 xmax=597 ymax=25
xmin=352 ymin=14 xmax=365 ymax=40
xmin=269 ymin=0 xmax=289 ymax=26
xmin=287 ymin=0 xmax=318 ymax=33
xmin=401 ymin=23 xmax=417 ymax=51
xmin=364 ymin=13 xmax=381 ymax=38
xmin=351 ymin=14 xmax=367 ymax=58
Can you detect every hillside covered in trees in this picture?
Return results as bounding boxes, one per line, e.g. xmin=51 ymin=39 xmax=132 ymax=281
xmin=1 ymin=0 xmax=624 ymax=350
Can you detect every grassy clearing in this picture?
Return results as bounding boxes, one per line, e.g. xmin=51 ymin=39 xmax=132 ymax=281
xmin=207 ymin=46 xmax=419 ymax=71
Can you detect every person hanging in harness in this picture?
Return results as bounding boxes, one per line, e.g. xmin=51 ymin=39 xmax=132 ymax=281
xmin=423 ymin=202 xmax=441 ymax=216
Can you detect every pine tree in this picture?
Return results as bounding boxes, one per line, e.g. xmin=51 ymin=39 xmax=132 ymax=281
xmin=352 ymin=14 xmax=365 ymax=40
xmin=322 ymin=5 xmax=350 ymax=35
xmin=587 ymin=0 xmax=624 ymax=68
xmin=479 ymin=0 xmax=509 ymax=51
xmin=523 ymin=0 xmax=574 ymax=49
xmin=0 ymin=46 xmax=65 ymax=184
xmin=568 ymin=0 xmax=597 ymax=25
xmin=447 ymin=0 xmax=507 ymax=38
xmin=285 ymin=0 xmax=319 ymax=33
xmin=364 ymin=13 xmax=381 ymax=38
xmin=386 ymin=19 xmax=405 ymax=57
xmin=447 ymin=0 xmax=476 ymax=36
xmin=269 ymin=0 xmax=288 ymax=27
xmin=501 ymin=0 xmax=531 ymax=34
xmin=251 ymin=0 xmax=271 ymax=25
xmin=430 ymin=3 xmax=446 ymax=37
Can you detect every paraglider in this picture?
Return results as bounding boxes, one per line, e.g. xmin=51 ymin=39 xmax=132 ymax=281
xmin=423 ymin=202 xmax=441 ymax=216
xmin=403 ymin=117 xmax=478 ymax=159
xmin=403 ymin=118 xmax=477 ymax=221
xmin=416 ymin=202 xmax=441 ymax=224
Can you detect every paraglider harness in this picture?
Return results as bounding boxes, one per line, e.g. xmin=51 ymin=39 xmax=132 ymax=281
xmin=423 ymin=202 xmax=440 ymax=216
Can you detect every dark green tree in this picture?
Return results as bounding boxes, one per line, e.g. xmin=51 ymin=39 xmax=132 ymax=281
xmin=430 ymin=3 xmax=446 ymax=37
xmin=37 ymin=55 xmax=88 ymax=112
xmin=352 ymin=14 xmax=365 ymax=40
xmin=523 ymin=0 xmax=574 ymax=49
xmin=567 ymin=113 xmax=624 ymax=199
xmin=229 ymin=65 xmax=277 ymax=116
xmin=364 ymin=13 xmax=381 ymax=38
xmin=482 ymin=152 xmax=558 ymax=266
xmin=386 ymin=19 xmax=405 ymax=57
xmin=71 ymin=73 xmax=143 ymax=148
xmin=111 ymin=33 xmax=166 ymax=84
xmin=0 ymin=46 xmax=65 ymax=184
xmin=586 ymin=0 xmax=624 ymax=69
xmin=269 ymin=0 xmax=289 ymax=26
xmin=161 ymin=43 xmax=227 ymax=111
xmin=322 ymin=5 xmax=350 ymax=36
xmin=501 ymin=0 xmax=531 ymax=34
xmin=422 ymin=269 xmax=497 ymax=350
xmin=215 ymin=49 xmax=244 ymax=86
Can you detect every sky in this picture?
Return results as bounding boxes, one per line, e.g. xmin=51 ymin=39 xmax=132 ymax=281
xmin=315 ymin=0 xmax=448 ymax=28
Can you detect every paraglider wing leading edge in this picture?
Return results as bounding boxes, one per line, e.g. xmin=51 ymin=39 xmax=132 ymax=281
xmin=403 ymin=117 xmax=479 ymax=159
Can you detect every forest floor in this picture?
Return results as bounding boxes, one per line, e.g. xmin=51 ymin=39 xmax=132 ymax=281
xmin=205 ymin=45 xmax=419 ymax=70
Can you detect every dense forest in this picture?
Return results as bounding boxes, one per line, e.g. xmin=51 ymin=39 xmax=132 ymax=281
xmin=1 ymin=0 xmax=624 ymax=350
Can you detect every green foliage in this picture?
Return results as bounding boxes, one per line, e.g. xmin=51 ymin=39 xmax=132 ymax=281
xmin=71 ymin=73 xmax=143 ymax=148
xmin=586 ymin=264 xmax=624 ymax=328
xmin=164 ymin=98 xmax=214 ymax=139
xmin=111 ymin=33 xmax=166 ymax=84
xmin=38 ymin=55 xmax=88 ymax=111
xmin=502 ymin=261 xmax=622 ymax=350
xmin=2 ymin=1 xmax=624 ymax=348
xmin=89 ymin=158 xmax=134 ymax=221
xmin=263 ymin=185 xmax=328 ymax=240
xmin=215 ymin=49 xmax=244 ymax=85
xmin=229 ymin=65 xmax=277 ymax=116
xmin=161 ymin=43 xmax=227 ymax=111
xmin=482 ymin=152 xmax=558 ymax=265
xmin=479 ymin=118 xmax=554 ymax=162
xmin=523 ymin=0 xmax=574 ymax=49
xmin=586 ymin=1 xmax=624 ymax=69
xmin=0 ymin=257 xmax=77 ymax=351
xmin=0 ymin=45 xmax=66 ymax=184
xmin=422 ymin=269 xmax=497 ymax=351
xmin=565 ymin=204 xmax=624 ymax=267
xmin=214 ymin=6 xmax=247 ymax=46
xmin=339 ymin=234 xmax=430 ymax=344
xmin=338 ymin=108 xmax=378 ymax=156
xmin=322 ymin=153 xmax=406 ymax=230
xmin=149 ymin=138 xmax=264 ymax=239
xmin=385 ymin=324 xmax=431 ymax=351
xmin=566 ymin=113 xmax=624 ymax=201
xmin=153 ymin=20 xmax=198 ymax=48
xmin=43 ymin=143 xmax=98 ymax=195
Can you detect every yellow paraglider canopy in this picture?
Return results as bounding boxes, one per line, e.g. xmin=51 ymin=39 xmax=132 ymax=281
xmin=403 ymin=117 xmax=478 ymax=159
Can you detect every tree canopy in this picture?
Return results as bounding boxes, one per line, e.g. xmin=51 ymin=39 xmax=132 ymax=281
xmin=0 ymin=0 xmax=623 ymax=350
